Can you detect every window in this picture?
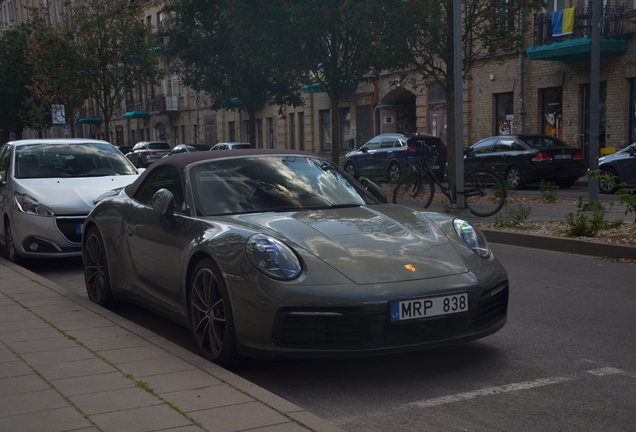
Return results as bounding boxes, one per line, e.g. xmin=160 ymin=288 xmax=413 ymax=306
xmin=133 ymin=166 xmax=186 ymax=213
xmin=267 ymin=117 xmax=274 ymax=149
xmin=341 ymin=108 xmax=353 ymax=150
xmin=541 ymin=87 xmax=562 ymax=139
xmin=362 ymin=137 xmax=382 ymax=151
xmin=290 ymin=113 xmax=296 ymax=149
xmin=546 ymin=0 xmax=565 ymax=12
xmin=298 ymin=112 xmax=305 ymax=150
xmin=257 ymin=119 xmax=263 ymax=148
xmin=495 ymin=93 xmax=514 ymax=135
xmin=228 ymin=121 xmax=236 ymax=142
xmin=472 ymin=138 xmax=497 ymax=154
xmin=320 ymin=110 xmax=331 ymax=151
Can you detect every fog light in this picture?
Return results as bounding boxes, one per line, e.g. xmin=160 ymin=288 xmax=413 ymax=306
xmin=29 ymin=243 xmax=39 ymax=251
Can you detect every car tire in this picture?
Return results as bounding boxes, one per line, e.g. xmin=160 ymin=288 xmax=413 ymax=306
xmin=4 ymin=220 xmax=22 ymax=265
xmin=505 ymin=166 xmax=525 ymax=190
xmin=599 ymin=167 xmax=619 ymax=194
xmin=555 ymin=177 xmax=577 ymax=189
xmin=83 ymin=226 xmax=117 ymax=308
xmin=344 ymin=162 xmax=358 ymax=179
xmin=388 ymin=163 xmax=401 ymax=183
xmin=188 ymin=258 xmax=242 ymax=367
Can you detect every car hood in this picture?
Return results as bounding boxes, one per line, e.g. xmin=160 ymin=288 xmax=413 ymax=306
xmin=15 ymin=175 xmax=139 ymax=214
xmin=230 ymin=206 xmax=468 ymax=284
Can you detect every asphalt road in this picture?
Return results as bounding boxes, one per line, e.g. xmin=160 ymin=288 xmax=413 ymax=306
xmin=14 ymin=239 xmax=636 ymax=432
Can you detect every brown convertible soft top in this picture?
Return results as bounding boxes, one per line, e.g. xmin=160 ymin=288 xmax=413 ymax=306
xmin=124 ymin=148 xmax=317 ymax=198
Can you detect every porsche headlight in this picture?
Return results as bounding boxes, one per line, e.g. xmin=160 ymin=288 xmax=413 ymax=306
xmin=245 ymin=234 xmax=302 ymax=281
xmin=14 ymin=192 xmax=55 ymax=216
xmin=453 ymin=219 xmax=490 ymax=258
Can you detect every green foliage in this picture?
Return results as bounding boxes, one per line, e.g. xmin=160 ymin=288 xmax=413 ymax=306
xmin=617 ymin=189 xmax=636 ymax=223
xmin=0 ymin=21 xmax=36 ymax=133
xmin=540 ymin=180 xmax=559 ymax=203
xmin=564 ymin=196 xmax=622 ymax=237
xmin=494 ymin=203 xmax=532 ymax=227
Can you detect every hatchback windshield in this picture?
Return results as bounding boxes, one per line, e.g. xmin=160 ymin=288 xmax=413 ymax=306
xmin=15 ymin=142 xmax=138 ymax=179
xmin=190 ymin=156 xmax=379 ymax=216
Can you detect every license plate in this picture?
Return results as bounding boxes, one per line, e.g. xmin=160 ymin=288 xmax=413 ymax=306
xmin=391 ymin=293 xmax=468 ymax=322
xmin=76 ymin=224 xmax=83 ymax=235
xmin=554 ymin=154 xmax=571 ymax=160
xmin=431 ymin=165 xmax=440 ymax=170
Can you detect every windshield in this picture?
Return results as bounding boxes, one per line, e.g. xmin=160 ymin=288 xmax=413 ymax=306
xmin=149 ymin=142 xmax=170 ymax=150
xmin=15 ymin=142 xmax=138 ymax=179
xmin=190 ymin=156 xmax=379 ymax=216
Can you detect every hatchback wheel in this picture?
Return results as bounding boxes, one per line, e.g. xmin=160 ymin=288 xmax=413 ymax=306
xmin=388 ymin=163 xmax=401 ymax=183
xmin=344 ymin=162 xmax=358 ymax=179
xmin=505 ymin=166 xmax=524 ymax=190
xmin=599 ymin=167 xmax=619 ymax=194
xmin=188 ymin=258 xmax=241 ymax=367
xmin=4 ymin=220 xmax=22 ymax=265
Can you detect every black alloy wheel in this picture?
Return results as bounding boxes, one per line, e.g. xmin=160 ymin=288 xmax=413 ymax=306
xmin=344 ymin=162 xmax=357 ymax=179
xmin=388 ymin=163 xmax=401 ymax=183
xmin=188 ymin=258 xmax=241 ymax=367
xmin=83 ymin=227 xmax=116 ymax=307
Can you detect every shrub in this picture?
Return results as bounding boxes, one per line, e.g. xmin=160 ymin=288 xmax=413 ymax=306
xmin=564 ymin=196 xmax=622 ymax=237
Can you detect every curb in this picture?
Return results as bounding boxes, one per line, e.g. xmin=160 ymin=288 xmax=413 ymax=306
xmin=482 ymin=229 xmax=636 ymax=260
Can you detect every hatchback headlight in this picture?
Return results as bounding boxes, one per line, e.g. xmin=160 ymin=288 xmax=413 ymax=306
xmin=14 ymin=192 xmax=55 ymax=216
xmin=453 ymin=219 xmax=490 ymax=258
xmin=245 ymin=234 xmax=302 ymax=281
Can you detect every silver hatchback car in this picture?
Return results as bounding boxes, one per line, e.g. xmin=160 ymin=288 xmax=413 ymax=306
xmin=0 ymin=139 xmax=139 ymax=263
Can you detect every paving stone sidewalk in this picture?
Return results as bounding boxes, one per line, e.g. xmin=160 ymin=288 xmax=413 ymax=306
xmin=0 ymin=258 xmax=344 ymax=432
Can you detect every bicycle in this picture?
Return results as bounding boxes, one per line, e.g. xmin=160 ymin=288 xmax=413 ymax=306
xmin=392 ymin=152 xmax=506 ymax=217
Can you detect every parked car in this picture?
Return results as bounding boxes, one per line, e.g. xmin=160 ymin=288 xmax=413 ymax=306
xmin=210 ymin=142 xmax=251 ymax=150
xmin=117 ymin=146 xmax=133 ymax=155
xmin=464 ymin=134 xmax=586 ymax=189
xmin=163 ymin=144 xmax=199 ymax=157
xmin=126 ymin=141 xmax=171 ymax=168
xmin=343 ymin=133 xmax=447 ymax=183
xmin=0 ymin=139 xmax=139 ymax=263
xmin=82 ymin=149 xmax=508 ymax=367
xmin=598 ymin=142 xmax=636 ymax=194
xmin=191 ymin=144 xmax=211 ymax=151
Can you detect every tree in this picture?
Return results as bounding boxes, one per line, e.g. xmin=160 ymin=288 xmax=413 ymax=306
xmin=26 ymin=7 xmax=87 ymax=138
xmin=71 ymin=0 xmax=161 ymax=142
xmin=0 ymin=22 xmax=36 ymax=139
xmin=389 ymin=0 xmax=545 ymax=188
xmin=166 ymin=0 xmax=305 ymax=148
xmin=288 ymin=0 xmax=397 ymax=165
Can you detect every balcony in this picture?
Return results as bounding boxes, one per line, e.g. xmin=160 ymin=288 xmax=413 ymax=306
xmin=527 ymin=6 xmax=626 ymax=62
xmin=148 ymin=96 xmax=180 ymax=115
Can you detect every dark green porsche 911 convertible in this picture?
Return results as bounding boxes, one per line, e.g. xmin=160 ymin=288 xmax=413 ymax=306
xmin=83 ymin=149 xmax=508 ymax=367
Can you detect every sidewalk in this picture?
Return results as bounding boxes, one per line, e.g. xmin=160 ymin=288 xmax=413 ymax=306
xmin=0 ymin=258 xmax=344 ymax=432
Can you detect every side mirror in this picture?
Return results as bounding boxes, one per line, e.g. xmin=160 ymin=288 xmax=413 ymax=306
xmin=358 ymin=177 xmax=388 ymax=203
xmin=628 ymin=146 xmax=635 ymax=156
xmin=151 ymin=188 xmax=176 ymax=224
xmin=360 ymin=147 xmax=368 ymax=153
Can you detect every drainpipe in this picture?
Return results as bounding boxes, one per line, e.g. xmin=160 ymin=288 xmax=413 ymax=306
xmin=371 ymin=71 xmax=379 ymax=137
xmin=518 ymin=7 xmax=525 ymax=134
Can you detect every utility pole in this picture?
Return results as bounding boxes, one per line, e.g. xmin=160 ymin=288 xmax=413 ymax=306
xmin=453 ymin=0 xmax=466 ymax=211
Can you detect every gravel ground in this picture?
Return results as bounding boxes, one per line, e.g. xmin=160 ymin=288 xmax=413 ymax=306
xmin=475 ymin=196 xmax=636 ymax=248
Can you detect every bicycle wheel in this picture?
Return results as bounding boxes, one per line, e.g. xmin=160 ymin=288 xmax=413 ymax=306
xmin=463 ymin=169 xmax=506 ymax=217
xmin=392 ymin=174 xmax=434 ymax=209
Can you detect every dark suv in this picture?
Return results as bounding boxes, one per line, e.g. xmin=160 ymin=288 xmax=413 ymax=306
xmin=343 ymin=133 xmax=446 ymax=182
xmin=126 ymin=141 xmax=171 ymax=168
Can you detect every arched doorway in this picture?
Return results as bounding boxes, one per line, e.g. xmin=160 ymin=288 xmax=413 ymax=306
xmin=154 ymin=122 xmax=167 ymax=141
xmin=377 ymin=88 xmax=416 ymax=135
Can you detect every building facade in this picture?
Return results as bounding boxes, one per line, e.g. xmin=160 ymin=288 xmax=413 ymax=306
xmin=4 ymin=0 xmax=635 ymax=165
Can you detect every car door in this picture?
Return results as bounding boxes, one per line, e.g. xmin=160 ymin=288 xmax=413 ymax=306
xmin=377 ymin=137 xmax=401 ymax=176
xmin=355 ymin=137 xmax=382 ymax=177
xmin=125 ymin=166 xmax=192 ymax=312
xmin=464 ymin=138 xmax=497 ymax=172
xmin=491 ymin=138 xmax=524 ymax=178
xmin=617 ymin=145 xmax=636 ymax=187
